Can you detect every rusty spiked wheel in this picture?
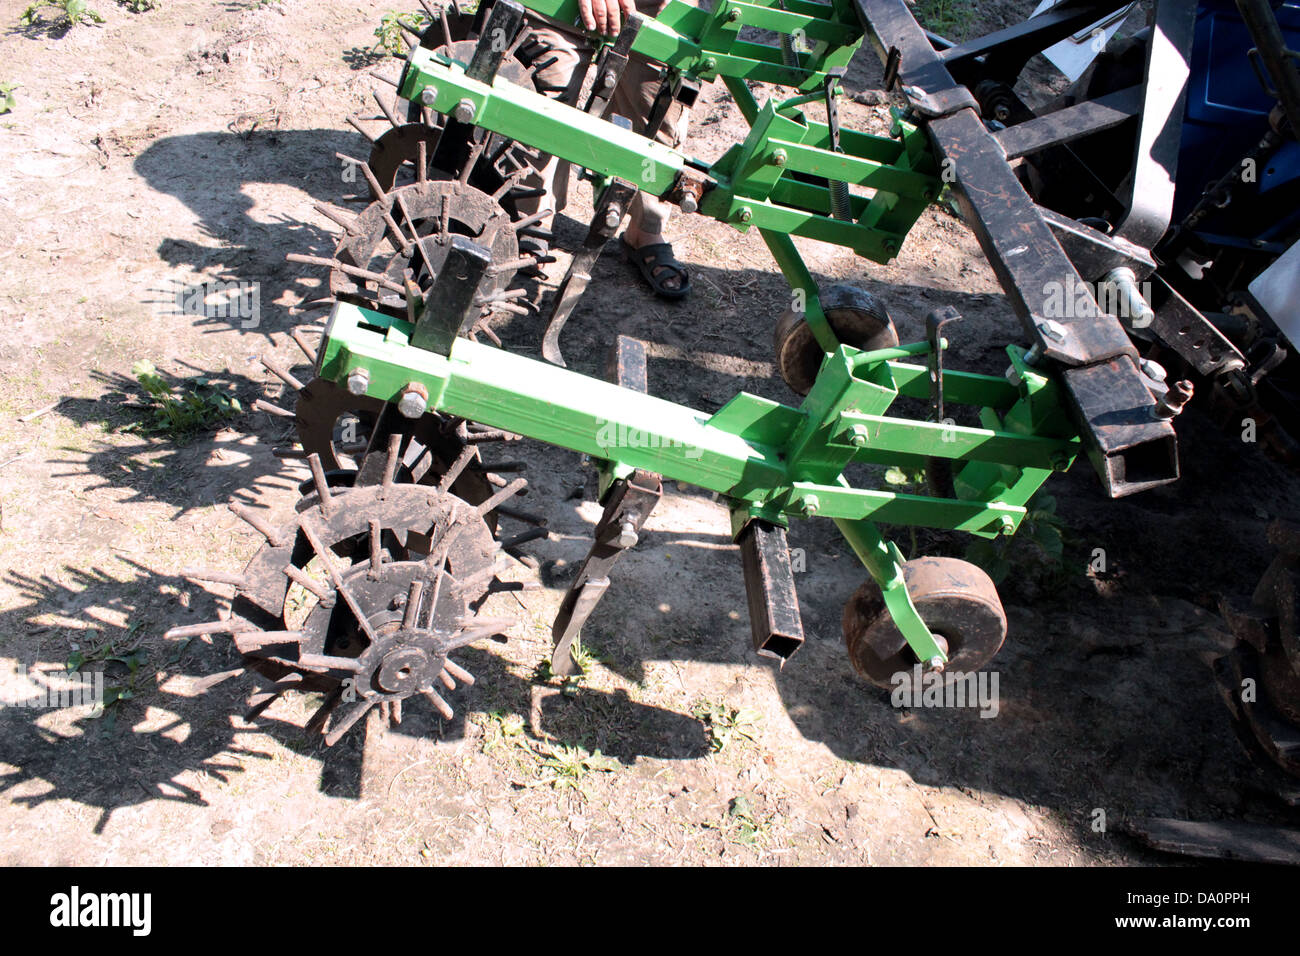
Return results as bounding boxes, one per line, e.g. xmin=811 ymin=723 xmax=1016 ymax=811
xmin=842 ymin=556 xmax=1007 ymax=688
xmin=171 ymin=450 xmax=531 ymax=744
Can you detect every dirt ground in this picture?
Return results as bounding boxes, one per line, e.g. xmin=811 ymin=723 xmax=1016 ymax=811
xmin=0 ymin=0 xmax=1296 ymax=866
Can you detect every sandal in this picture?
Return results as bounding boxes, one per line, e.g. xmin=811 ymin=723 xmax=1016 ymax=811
xmin=620 ymin=237 xmax=691 ymax=300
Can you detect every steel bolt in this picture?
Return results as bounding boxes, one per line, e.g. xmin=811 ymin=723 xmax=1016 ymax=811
xmin=795 ymin=494 xmax=820 ymax=517
xmin=1037 ymin=319 xmax=1068 ymax=343
xmin=604 ymin=205 xmax=623 ymax=230
xmin=679 ymin=193 xmax=698 ymax=214
xmin=737 ymin=206 xmax=753 ymax=223
xmin=727 ymin=8 xmax=741 ymax=21
xmin=419 ymin=86 xmax=438 ymax=106
xmin=601 ymin=70 xmax=617 ymax=90
xmin=845 ymin=424 xmax=869 ymax=447
xmin=346 ymin=368 xmax=370 ymax=396
xmin=1099 ymin=267 xmax=1155 ymax=329
xmin=1153 ymin=379 xmax=1194 ymax=420
xmin=999 ymin=515 xmax=1016 ymax=535
xmin=927 ymin=656 xmax=945 ymax=672
xmin=700 ymin=57 xmax=717 ymax=72
xmin=397 ymin=382 xmax=429 ymax=419
xmin=1138 ymin=358 xmax=1167 ymax=382
xmin=882 ymin=238 xmax=899 ymax=254
xmin=770 ymin=148 xmax=787 ymax=167
xmin=615 ymin=519 xmax=639 ymax=549
xmin=453 ymin=98 xmax=477 ymax=123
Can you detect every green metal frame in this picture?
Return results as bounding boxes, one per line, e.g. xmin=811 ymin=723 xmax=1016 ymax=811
xmin=397 ymin=0 xmax=941 ymax=348
xmin=318 ymin=302 xmax=1078 ymax=664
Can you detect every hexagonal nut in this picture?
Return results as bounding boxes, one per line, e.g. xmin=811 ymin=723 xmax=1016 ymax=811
xmin=419 ymin=86 xmax=438 ymax=106
xmin=346 ymin=368 xmax=371 ymax=396
xmin=453 ymin=99 xmax=476 ymax=124
xmin=397 ymin=382 xmax=429 ymax=419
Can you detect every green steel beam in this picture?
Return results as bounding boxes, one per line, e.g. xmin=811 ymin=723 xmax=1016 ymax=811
xmin=318 ymin=303 xmax=1076 ymax=538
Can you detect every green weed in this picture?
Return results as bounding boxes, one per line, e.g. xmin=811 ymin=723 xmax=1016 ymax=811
xmin=125 ymin=361 xmax=242 ymax=439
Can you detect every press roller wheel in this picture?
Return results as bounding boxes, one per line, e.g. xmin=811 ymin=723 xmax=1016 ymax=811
xmin=842 ymin=556 xmax=1007 ymax=688
xmin=774 ymin=284 xmax=899 ymax=395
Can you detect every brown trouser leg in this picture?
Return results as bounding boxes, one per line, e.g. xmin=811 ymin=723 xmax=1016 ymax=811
xmin=518 ymin=0 xmax=691 ymax=236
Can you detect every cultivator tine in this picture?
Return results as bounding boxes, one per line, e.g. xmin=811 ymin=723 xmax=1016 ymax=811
xmin=244 ymin=674 xmax=302 ymax=720
xmin=307 ymin=453 xmax=335 ymax=518
xmin=312 ymin=202 xmax=355 ymax=231
xmin=422 ymin=688 xmax=455 ymax=720
xmin=438 ymin=6 xmax=455 ymax=51
xmin=261 ymin=355 xmax=305 ymax=392
xmin=551 ymin=468 xmax=662 ymax=676
xmin=193 ymin=668 xmax=247 ymax=693
xmin=495 ymin=509 xmax=546 ymax=532
xmin=253 ymin=398 xmax=295 ymax=419
xmin=446 ymin=617 xmax=513 ymax=650
xmin=233 ymin=631 xmax=307 ymax=653
xmin=324 ymin=700 xmax=373 ymax=746
xmin=304 ymin=685 xmax=345 ymax=738
xmin=289 ymin=327 xmax=319 ymax=365
xmin=182 ymin=568 xmax=252 ymax=590
xmin=369 ymin=70 xmax=400 ymax=87
xmin=286 ymin=253 xmax=406 ymax=294
xmin=229 ymin=501 xmax=289 ymax=547
xmin=346 ymin=116 xmax=378 ymax=143
xmin=475 ymin=477 xmax=528 ymax=517
xmin=164 ymin=620 xmax=251 ymax=641
xmin=541 ymin=180 xmax=635 ymax=366
xmin=284 ymin=564 xmax=333 ymax=605
xmin=444 ymin=659 xmax=474 ymax=686
xmin=463 ymin=427 xmax=520 ymax=444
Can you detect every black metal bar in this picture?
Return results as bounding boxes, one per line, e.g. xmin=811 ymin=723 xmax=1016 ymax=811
xmin=466 ymin=0 xmax=526 ymax=84
xmin=1112 ymin=0 xmax=1198 ymax=249
xmin=996 ymin=85 xmax=1142 ymax=160
xmin=738 ymin=520 xmax=805 ymax=663
xmin=584 ymin=15 xmax=644 ymax=116
xmin=412 ymin=236 xmax=493 ymax=354
xmin=606 ymin=334 xmax=650 ymax=394
xmin=1036 ymin=204 xmax=1156 ymax=281
xmin=941 ymin=0 xmax=1130 ymax=84
xmin=1236 ymin=0 xmax=1300 ymax=141
xmin=853 ymin=0 xmax=1179 ymax=496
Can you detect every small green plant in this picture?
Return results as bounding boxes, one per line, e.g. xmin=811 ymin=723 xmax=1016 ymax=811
xmin=373 ymin=10 xmax=430 ymax=56
xmin=119 ymin=0 xmax=157 ymax=12
xmin=539 ymin=742 xmax=618 ymax=791
xmin=126 ymin=360 xmax=242 ymax=439
xmin=66 ymin=627 xmax=148 ymax=729
xmin=479 ymin=709 xmax=526 ymax=755
xmin=964 ymin=491 xmax=1066 ymax=585
xmin=19 ymin=0 xmax=105 ymax=29
xmin=691 ymin=698 xmax=760 ymax=753
xmin=0 ymin=84 xmax=17 ymax=114
xmin=724 ymin=794 xmax=768 ymax=847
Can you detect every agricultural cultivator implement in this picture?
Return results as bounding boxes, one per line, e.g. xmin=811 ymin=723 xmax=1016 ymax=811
xmin=166 ymin=0 xmax=1300 ymax=780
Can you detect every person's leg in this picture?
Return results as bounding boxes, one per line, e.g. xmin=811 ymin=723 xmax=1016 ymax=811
xmin=513 ymin=24 xmax=589 ymax=237
xmin=610 ymin=0 xmax=693 ymax=295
